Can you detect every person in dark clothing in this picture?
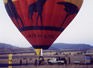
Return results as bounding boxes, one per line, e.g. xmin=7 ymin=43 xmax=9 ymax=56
xmin=20 ymin=59 xmax=22 ymax=65
xmin=34 ymin=59 xmax=38 ymax=66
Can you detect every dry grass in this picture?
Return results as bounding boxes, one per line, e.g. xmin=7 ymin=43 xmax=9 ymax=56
xmin=7 ymin=65 xmax=93 ymax=68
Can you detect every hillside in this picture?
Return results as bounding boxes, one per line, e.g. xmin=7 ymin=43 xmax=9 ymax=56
xmin=0 ymin=43 xmax=18 ymax=48
xmin=0 ymin=43 xmax=93 ymax=54
xmin=50 ymin=43 xmax=93 ymax=51
xmin=0 ymin=43 xmax=34 ymax=54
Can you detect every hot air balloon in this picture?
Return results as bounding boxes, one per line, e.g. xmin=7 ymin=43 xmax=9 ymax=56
xmin=3 ymin=0 xmax=83 ymax=56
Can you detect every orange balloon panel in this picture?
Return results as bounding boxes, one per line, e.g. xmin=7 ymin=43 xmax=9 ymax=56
xmin=4 ymin=0 xmax=83 ymax=49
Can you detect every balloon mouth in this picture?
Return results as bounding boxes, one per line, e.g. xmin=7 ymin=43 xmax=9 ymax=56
xmin=33 ymin=45 xmax=50 ymax=50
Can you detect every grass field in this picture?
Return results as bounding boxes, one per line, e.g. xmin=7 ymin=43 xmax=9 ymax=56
xmin=0 ymin=65 xmax=93 ymax=68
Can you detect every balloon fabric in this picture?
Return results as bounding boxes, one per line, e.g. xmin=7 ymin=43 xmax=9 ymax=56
xmin=3 ymin=0 xmax=83 ymax=55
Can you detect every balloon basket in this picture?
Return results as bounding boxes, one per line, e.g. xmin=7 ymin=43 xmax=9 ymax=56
xmin=34 ymin=48 xmax=45 ymax=65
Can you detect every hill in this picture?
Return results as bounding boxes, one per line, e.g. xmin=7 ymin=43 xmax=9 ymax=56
xmin=0 ymin=43 xmax=34 ymax=54
xmin=0 ymin=43 xmax=93 ymax=54
xmin=0 ymin=43 xmax=18 ymax=48
xmin=50 ymin=43 xmax=93 ymax=51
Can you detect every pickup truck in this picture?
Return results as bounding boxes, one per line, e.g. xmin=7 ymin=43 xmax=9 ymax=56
xmin=48 ymin=57 xmax=65 ymax=65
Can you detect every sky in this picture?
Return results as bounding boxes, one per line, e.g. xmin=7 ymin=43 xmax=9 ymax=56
xmin=0 ymin=0 xmax=93 ymax=47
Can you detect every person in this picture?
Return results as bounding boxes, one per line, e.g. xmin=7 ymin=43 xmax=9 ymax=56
xmin=34 ymin=59 xmax=38 ymax=66
xmin=20 ymin=59 xmax=22 ymax=65
xmin=38 ymin=56 xmax=44 ymax=65
xmin=26 ymin=59 xmax=28 ymax=65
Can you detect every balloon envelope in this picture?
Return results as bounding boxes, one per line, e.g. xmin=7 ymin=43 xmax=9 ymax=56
xmin=3 ymin=0 xmax=83 ymax=50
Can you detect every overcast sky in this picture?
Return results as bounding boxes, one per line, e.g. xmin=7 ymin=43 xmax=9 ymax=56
xmin=0 ymin=0 xmax=93 ymax=47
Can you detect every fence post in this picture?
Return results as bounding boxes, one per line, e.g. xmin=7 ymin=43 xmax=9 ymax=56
xmin=8 ymin=54 xmax=12 ymax=68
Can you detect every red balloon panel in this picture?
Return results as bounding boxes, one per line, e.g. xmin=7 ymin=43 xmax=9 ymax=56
xmin=11 ymin=0 xmax=77 ymax=28
xmin=22 ymin=30 xmax=61 ymax=49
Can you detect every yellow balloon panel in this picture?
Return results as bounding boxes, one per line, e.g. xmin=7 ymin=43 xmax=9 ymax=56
xmin=3 ymin=0 xmax=7 ymax=3
xmin=64 ymin=0 xmax=83 ymax=8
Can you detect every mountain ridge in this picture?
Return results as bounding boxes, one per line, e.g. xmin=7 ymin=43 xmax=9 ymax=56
xmin=0 ymin=43 xmax=93 ymax=54
xmin=51 ymin=43 xmax=93 ymax=49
